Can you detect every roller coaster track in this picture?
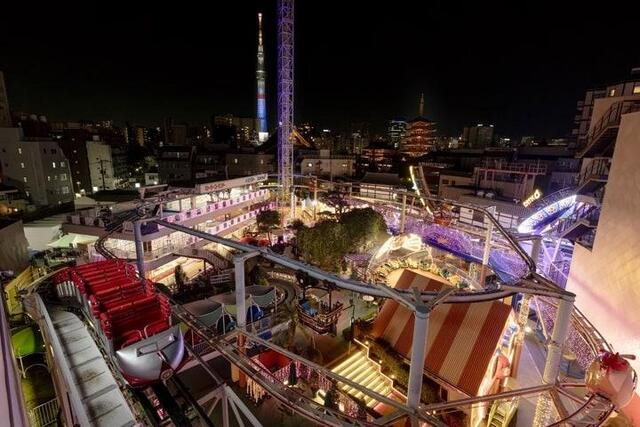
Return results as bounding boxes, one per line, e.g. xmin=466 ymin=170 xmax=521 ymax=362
xmin=85 ymin=187 xmax=625 ymax=426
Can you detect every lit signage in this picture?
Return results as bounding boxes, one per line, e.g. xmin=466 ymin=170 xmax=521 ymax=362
xmin=522 ymin=189 xmax=542 ymax=208
xmin=196 ymin=173 xmax=268 ymax=194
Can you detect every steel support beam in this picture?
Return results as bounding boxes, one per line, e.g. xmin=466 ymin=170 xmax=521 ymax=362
xmin=133 ymin=220 xmax=146 ymax=278
xmin=532 ymin=296 xmax=575 ymax=426
xmin=400 ymin=192 xmax=407 ymax=234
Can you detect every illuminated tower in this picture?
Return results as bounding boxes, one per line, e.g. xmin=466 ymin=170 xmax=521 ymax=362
xmin=277 ymin=0 xmax=294 ymax=207
xmin=256 ymin=13 xmax=268 ymax=143
xmin=400 ymin=93 xmax=436 ymax=158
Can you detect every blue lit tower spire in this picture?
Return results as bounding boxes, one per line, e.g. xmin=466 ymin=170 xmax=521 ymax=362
xmin=277 ymin=0 xmax=294 ymax=208
xmin=256 ymin=12 xmax=268 ymax=142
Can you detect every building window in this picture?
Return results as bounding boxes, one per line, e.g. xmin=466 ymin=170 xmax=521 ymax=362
xmin=52 ymin=162 xmax=56 ymax=168
xmin=47 ymin=176 xmax=51 ymax=181
xmin=260 ymin=159 xmax=264 ymax=165
xmin=609 ymin=89 xmax=616 ymax=97
xmin=234 ymin=158 xmax=238 ymax=164
xmin=51 ymin=149 xmax=57 ymax=154
xmin=62 ymin=186 xmax=69 ymax=194
xmin=25 ymin=191 xmax=30 ymax=197
xmin=60 ymin=161 xmax=66 ymax=167
xmin=634 ymin=85 xmax=640 ymax=94
xmin=17 ymin=148 xmax=22 ymax=155
xmin=20 ymin=162 xmax=25 ymax=169
xmin=23 ymin=177 xmax=27 ymax=183
xmin=442 ymin=179 xmax=450 ymax=185
xmin=43 ymin=149 xmax=47 ymax=153
xmin=307 ymin=162 xmax=312 ymax=167
xmin=60 ymin=173 xmax=67 ymax=181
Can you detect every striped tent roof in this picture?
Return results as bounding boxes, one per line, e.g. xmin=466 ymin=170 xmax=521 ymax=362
xmin=371 ymin=269 xmax=511 ymax=396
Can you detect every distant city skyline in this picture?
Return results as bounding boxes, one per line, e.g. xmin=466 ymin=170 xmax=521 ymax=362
xmin=0 ymin=2 xmax=638 ymax=137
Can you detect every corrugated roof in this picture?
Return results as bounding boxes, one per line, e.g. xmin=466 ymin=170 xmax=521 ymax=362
xmin=371 ymin=269 xmax=511 ymax=396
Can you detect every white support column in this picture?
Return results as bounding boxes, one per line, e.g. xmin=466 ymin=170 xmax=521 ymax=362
xmin=400 ymin=193 xmax=407 ymax=234
xmin=313 ymin=183 xmax=318 ymax=221
xmin=530 ymin=237 xmax=542 ymax=270
xmin=234 ymin=256 xmax=247 ymax=332
xmin=480 ymin=206 xmax=495 ymax=284
xmin=133 ymin=221 xmax=146 ymax=279
xmin=532 ymin=296 xmax=575 ymax=426
xmin=233 ymin=252 xmax=259 ymax=388
xmin=221 ymin=393 xmax=230 ymax=427
xmin=407 ymin=305 xmax=429 ymax=409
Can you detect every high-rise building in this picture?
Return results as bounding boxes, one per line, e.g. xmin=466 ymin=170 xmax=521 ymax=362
xmin=256 ymin=12 xmax=268 ymax=143
xmin=400 ymin=94 xmax=436 ymax=158
xmin=212 ymin=114 xmax=259 ymax=145
xmin=349 ymin=122 xmax=370 ymax=155
xmin=0 ymin=72 xmax=11 ymax=127
xmin=563 ymin=110 xmax=640 ymax=420
xmin=462 ymin=124 xmax=494 ymax=148
xmin=572 ymin=67 xmax=640 ymax=151
xmin=388 ymin=118 xmax=407 ymax=149
xmin=0 ymin=128 xmax=74 ymax=206
xmin=162 ymin=118 xmax=188 ymax=146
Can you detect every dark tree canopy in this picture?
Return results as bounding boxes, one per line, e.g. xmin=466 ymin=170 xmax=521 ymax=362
xmin=296 ymin=208 xmax=388 ymax=272
xmin=323 ymin=190 xmax=349 ymax=219
xmin=256 ymin=209 xmax=281 ymax=241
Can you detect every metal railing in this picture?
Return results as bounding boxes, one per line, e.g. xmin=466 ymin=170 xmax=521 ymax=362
xmin=578 ymin=99 xmax=640 ymax=157
xmin=28 ymin=398 xmax=59 ymax=427
xmin=23 ymin=294 xmax=92 ymax=427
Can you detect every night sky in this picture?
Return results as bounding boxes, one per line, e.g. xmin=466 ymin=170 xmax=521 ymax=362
xmin=0 ymin=2 xmax=638 ymax=138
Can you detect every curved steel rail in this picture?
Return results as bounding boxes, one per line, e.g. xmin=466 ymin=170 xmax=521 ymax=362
xmin=89 ymin=184 xmax=624 ymax=426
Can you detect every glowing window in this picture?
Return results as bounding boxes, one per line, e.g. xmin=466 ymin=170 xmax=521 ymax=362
xmin=634 ymin=85 xmax=640 ymax=94
xmin=52 ymin=162 xmax=56 ymax=168
xmin=609 ymin=89 xmax=616 ymax=97
xmin=23 ymin=177 xmax=27 ymax=183
xmin=17 ymin=148 xmax=22 ymax=154
xmin=307 ymin=162 xmax=312 ymax=167
xmin=20 ymin=162 xmax=25 ymax=168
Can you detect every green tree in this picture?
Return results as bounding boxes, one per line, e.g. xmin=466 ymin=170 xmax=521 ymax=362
xmin=323 ymin=190 xmax=349 ymax=219
xmin=324 ymin=384 xmax=340 ymax=410
xmin=340 ymin=208 xmax=388 ymax=252
xmin=287 ymin=361 xmax=298 ymax=386
xmin=256 ymin=209 xmax=281 ymax=243
xmin=174 ymin=264 xmax=187 ymax=290
xmin=297 ymin=220 xmax=349 ymax=272
xmin=288 ymin=219 xmax=305 ymax=233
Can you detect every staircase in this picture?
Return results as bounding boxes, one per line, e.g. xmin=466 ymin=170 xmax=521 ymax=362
xmin=577 ymin=100 xmax=640 ymax=158
xmin=173 ymin=247 xmax=230 ymax=270
xmin=331 ymin=350 xmax=392 ymax=407
xmin=487 ymin=397 xmax=518 ymax=427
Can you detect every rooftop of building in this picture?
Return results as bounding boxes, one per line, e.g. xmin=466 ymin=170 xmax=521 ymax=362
xmin=91 ymin=190 xmax=140 ymax=203
xmin=360 ymin=172 xmax=403 ymax=186
xmin=407 ymin=115 xmax=436 ymax=124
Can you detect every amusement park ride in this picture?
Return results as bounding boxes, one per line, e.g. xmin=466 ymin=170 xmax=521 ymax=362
xmin=2 ymin=1 xmax=637 ymax=426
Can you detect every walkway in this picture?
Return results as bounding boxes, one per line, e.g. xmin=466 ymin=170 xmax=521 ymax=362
xmin=331 ymin=350 xmax=393 ymax=407
xmin=49 ymin=309 xmax=137 ymax=427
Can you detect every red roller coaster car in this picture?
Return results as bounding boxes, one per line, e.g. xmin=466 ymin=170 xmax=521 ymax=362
xmin=53 ymin=259 xmax=185 ymax=387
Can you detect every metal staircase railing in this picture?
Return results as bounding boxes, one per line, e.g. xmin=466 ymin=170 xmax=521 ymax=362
xmin=578 ymin=100 xmax=640 ymax=158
